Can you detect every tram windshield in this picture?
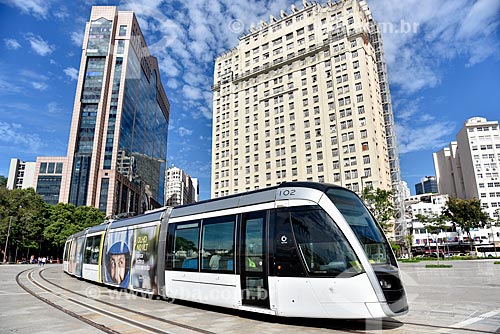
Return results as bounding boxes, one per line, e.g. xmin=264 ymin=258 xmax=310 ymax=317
xmin=289 ymin=207 xmax=363 ymax=277
xmin=326 ymin=188 xmax=397 ymax=266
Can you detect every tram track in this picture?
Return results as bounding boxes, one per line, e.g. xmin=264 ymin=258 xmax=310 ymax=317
xmin=17 ymin=266 xmax=498 ymax=334
xmin=16 ymin=268 xmax=120 ymax=334
xmin=16 ymin=267 xmax=215 ymax=334
xmin=39 ymin=267 xmax=216 ymax=334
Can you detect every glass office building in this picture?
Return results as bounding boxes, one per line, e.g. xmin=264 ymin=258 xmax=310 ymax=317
xmin=62 ymin=6 xmax=170 ymax=215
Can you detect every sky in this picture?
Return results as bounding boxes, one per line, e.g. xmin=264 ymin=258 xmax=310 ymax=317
xmin=0 ymin=0 xmax=499 ymax=201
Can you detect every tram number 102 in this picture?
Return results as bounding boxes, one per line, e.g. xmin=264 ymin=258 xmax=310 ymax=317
xmin=278 ymin=189 xmax=296 ymax=197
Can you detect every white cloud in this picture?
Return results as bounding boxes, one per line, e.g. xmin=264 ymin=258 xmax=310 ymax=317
xmin=20 ymin=69 xmax=48 ymax=81
xmin=70 ymin=30 xmax=84 ymax=47
xmin=182 ymin=84 xmax=202 ymax=100
xmin=0 ymin=121 xmax=44 ymax=152
xmin=32 ymin=82 xmax=48 ymax=90
xmin=370 ymin=0 xmax=500 ymax=94
xmin=64 ymin=67 xmax=78 ymax=80
xmin=396 ymin=122 xmax=456 ymax=154
xmin=25 ymin=33 xmax=54 ymax=56
xmin=1 ymin=0 xmax=52 ymax=19
xmin=4 ymin=38 xmax=21 ymax=50
xmin=459 ymin=0 xmax=500 ymax=38
xmin=178 ymin=127 xmax=193 ymax=137
xmin=0 ymin=77 xmax=21 ymax=95
xmin=47 ymin=102 xmax=62 ymax=114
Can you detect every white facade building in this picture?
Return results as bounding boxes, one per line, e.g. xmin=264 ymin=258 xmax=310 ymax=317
xmin=7 ymin=158 xmax=36 ymax=190
xmin=434 ymin=117 xmax=500 ymax=219
xmin=211 ymin=1 xmax=401 ymax=228
xmin=165 ymin=167 xmax=197 ymax=207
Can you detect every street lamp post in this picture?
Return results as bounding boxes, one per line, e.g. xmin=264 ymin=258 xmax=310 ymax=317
xmin=3 ymin=216 xmax=12 ymax=263
xmin=490 ymin=223 xmax=497 ymax=258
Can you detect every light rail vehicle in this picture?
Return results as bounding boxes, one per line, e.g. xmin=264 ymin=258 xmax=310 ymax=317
xmin=63 ymin=182 xmax=408 ymax=319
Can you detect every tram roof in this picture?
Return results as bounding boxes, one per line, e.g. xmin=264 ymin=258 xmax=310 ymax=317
xmin=170 ymin=181 xmax=340 ymax=218
xmin=109 ymin=209 xmax=166 ymax=230
xmin=87 ymin=222 xmax=109 ymax=233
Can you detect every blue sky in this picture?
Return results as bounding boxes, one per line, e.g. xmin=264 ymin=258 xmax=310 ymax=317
xmin=0 ymin=0 xmax=499 ymax=201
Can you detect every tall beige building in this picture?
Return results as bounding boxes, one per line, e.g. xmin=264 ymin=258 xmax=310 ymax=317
xmin=211 ymin=0 xmax=397 ymax=200
xmin=434 ymin=117 xmax=500 ymax=219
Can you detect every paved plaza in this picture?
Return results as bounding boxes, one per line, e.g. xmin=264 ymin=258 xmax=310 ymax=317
xmin=1 ymin=260 xmax=499 ymax=334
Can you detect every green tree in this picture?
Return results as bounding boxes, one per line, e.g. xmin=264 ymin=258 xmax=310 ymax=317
xmin=0 ymin=175 xmax=7 ymax=188
xmin=404 ymin=232 xmax=414 ymax=258
xmin=44 ymin=203 xmax=105 ymax=254
xmin=0 ymin=188 xmax=49 ymax=262
xmin=73 ymin=205 xmax=106 ymax=230
xmin=416 ymin=213 xmax=447 ymax=263
xmin=363 ymin=187 xmax=396 ymax=233
xmin=442 ymin=197 xmax=490 ymax=252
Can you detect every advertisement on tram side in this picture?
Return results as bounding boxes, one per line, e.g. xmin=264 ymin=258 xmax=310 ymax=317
xmin=68 ymin=240 xmax=77 ymax=274
xmin=74 ymin=237 xmax=85 ymax=277
xmin=131 ymin=225 xmax=159 ymax=294
xmin=103 ymin=229 xmax=134 ymax=288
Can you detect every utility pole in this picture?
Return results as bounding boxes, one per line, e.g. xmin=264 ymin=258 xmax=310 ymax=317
xmin=3 ymin=216 xmax=12 ymax=263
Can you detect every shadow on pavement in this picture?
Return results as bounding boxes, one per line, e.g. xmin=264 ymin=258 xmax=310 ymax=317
xmin=171 ymin=299 xmax=404 ymax=332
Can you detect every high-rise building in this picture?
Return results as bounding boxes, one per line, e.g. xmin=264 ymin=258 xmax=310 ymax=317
xmin=434 ymin=117 xmax=500 ymax=219
xmin=7 ymin=158 xmax=36 ymax=190
xmin=165 ymin=166 xmax=197 ymax=206
xmin=414 ymin=176 xmax=438 ymax=195
xmin=211 ymin=1 xmax=398 ymax=201
xmin=33 ymin=157 xmax=67 ymax=205
xmin=59 ymin=6 xmax=170 ymax=215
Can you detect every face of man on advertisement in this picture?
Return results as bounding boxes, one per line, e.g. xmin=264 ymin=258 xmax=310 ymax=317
xmin=109 ymin=253 xmax=127 ymax=284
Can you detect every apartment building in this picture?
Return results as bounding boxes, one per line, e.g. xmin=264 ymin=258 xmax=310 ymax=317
xmin=434 ymin=117 xmax=500 ymax=219
xmin=6 ymin=158 xmax=36 ymax=190
xmin=211 ymin=0 xmax=398 ymax=204
xmin=165 ymin=166 xmax=198 ymax=206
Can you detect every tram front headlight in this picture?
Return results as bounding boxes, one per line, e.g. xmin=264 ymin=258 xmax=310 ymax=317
xmin=379 ymin=279 xmax=392 ymax=289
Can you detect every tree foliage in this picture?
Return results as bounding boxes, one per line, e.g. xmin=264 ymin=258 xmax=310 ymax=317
xmin=44 ymin=203 xmax=105 ymax=249
xmin=0 ymin=188 xmax=49 ymax=251
xmin=0 ymin=175 xmax=7 ymax=188
xmin=441 ymin=197 xmax=490 ymax=249
xmin=415 ymin=213 xmax=447 ymax=235
xmin=363 ymin=187 xmax=396 ymax=233
xmin=1 ymin=188 xmax=105 ymax=261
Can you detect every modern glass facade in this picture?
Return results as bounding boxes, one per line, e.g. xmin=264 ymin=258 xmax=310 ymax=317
xmin=64 ymin=7 xmax=169 ymax=215
xmin=117 ymin=43 xmax=168 ymax=212
xmin=37 ymin=175 xmax=62 ymax=205
xmin=69 ymin=18 xmax=112 ymax=207
xmin=35 ymin=159 xmax=65 ymax=205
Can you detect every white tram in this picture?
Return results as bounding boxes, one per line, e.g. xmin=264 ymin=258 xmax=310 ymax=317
xmin=64 ymin=182 xmax=408 ymax=319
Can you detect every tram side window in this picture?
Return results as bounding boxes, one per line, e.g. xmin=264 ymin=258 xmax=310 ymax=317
xmin=201 ymin=216 xmax=235 ymax=272
xmin=64 ymin=242 xmax=71 ymax=262
xmin=84 ymin=235 xmax=102 ymax=265
xmin=290 ymin=208 xmax=363 ymax=277
xmin=173 ymin=222 xmax=200 ymax=270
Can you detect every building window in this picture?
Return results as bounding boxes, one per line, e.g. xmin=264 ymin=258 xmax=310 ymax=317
xmin=119 ymin=25 xmax=127 ymax=36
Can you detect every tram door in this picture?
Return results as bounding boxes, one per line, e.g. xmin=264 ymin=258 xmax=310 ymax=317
xmin=240 ymin=211 xmax=270 ymax=308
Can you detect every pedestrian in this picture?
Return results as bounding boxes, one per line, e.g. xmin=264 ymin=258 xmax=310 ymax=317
xmin=38 ymin=257 xmax=42 ymax=266
xmin=42 ymin=256 xmax=46 ymax=266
